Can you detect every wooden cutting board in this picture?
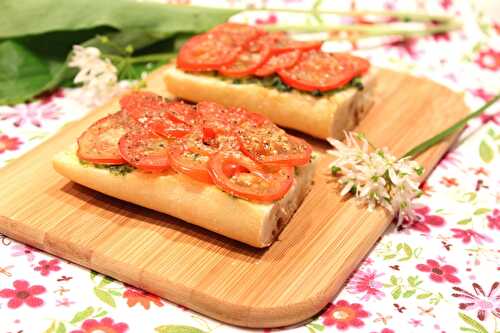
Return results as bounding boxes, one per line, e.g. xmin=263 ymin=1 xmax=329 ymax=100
xmin=0 ymin=66 xmax=468 ymax=328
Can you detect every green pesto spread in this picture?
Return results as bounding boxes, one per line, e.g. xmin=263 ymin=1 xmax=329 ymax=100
xmin=79 ymin=160 xmax=135 ymax=176
xmin=199 ymin=72 xmax=364 ymax=97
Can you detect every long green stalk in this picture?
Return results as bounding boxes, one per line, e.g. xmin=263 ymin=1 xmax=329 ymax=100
xmin=262 ymin=20 xmax=461 ymax=39
xmin=403 ymin=94 xmax=500 ymax=158
xmin=245 ymin=8 xmax=454 ymax=23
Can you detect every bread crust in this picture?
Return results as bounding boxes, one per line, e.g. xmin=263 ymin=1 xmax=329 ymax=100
xmin=164 ymin=65 xmax=376 ymax=139
xmin=52 ymin=146 xmax=317 ymax=248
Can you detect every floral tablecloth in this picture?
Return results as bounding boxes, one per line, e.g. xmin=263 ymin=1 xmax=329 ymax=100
xmin=0 ymin=1 xmax=499 ymax=332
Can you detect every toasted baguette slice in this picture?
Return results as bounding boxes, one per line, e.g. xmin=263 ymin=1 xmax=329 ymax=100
xmin=164 ymin=65 xmax=376 ymax=139
xmin=52 ymin=146 xmax=317 ymax=248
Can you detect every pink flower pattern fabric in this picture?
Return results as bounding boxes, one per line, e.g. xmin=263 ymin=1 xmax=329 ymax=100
xmin=0 ymin=0 xmax=499 ymax=332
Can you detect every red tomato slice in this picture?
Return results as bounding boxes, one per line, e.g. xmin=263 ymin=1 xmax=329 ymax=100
xmin=210 ymin=23 xmax=264 ymax=46
xmin=238 ymin=124 xmax=312 ymax=166
xmin=168 ymin=143 xmax=213 ymax=184
xmin=332 ymin=52 xmax=370 ymax=76
xmin=77 ymin=112 xmax=128 ymax=165
xmin=208 ymin=151 xmax=293 ymax=203
xmin=263 ymin=32 xmax=322 ymax=53
xmin=219 ymin=38 xmax=272 ymax=77
xmin=254 ymin=49 xmax=301 ymax=77
xmin=164 ymin=101 xmax=199 ymax=125
xmin=120 ymin=91 xmax=167 ymax=123
xmin=177 ymin=32 xmax=241 ymax=72
xmin=118 ymin=130 xmax=170 ymax=172
xmin=277 ymin=50 xmax=360 ymax=92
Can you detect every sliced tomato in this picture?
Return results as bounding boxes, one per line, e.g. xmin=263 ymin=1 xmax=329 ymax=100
xmin=118 ymin=130 xmax=170 ymax=172
xmin=77 ymin=112 xmax=128 ymax=165
xmin=254 ymin=49 xmax=301 ymax=77
xmin=164 ymin=101 xmax=199 ymax=125
xmin=238 ymin=123 xmax=312 ymax=166
xmin=219 ymin=38 xmax=272 ymax=77
xmin=210 ymin=23 xmax=264 ymax=46
xmin=120 ymin=91 xmax=167 ymax=123
xmin=263 ymin=32 xmax=322 ymax=53
xmin=177 ymin=32 xmax=241 ymax=72
xmin=168 ymin=143 xmax=213 ymax=184
xmin=208 ymin=151 xmax=293 ymax=203
xmin=277 ymin=50 xmax=360 ymax=92
xmin=149 ymin=119 xmax=191 ymax=139
xmin=331 ymin=52 xmax=370 ymax=76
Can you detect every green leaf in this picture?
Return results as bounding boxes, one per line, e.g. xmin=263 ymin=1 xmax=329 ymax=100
xmin=95 ymin=310 xmax=108 ymax=318
xmin=43 ymin=321 xmax=57 ymax=333
xmin=108 ymin=290 xmax=122 ymax=297
xmin=458 ymin=313 xmax=488 ymax=333
xmin=417 ymin=293 xmax=432 ymax=299
xmin=93 ymin=288 xmax=116 ymax=307
xmin=399 ymin=243 xmax=413 ymax=261
xmin=70 ymin=306 xmax=94 ymax=324
xmin=90 ymin=270 xmax=98 ymax=280
xmin=479 ymin=140 xmax=494 ymax=163
xmin=390 ymin=275 xmax=398 ymax=285
xmin=56 ymin=323 xmax=66 ymax=333
xmin=391 ymin=286 xmax=402 ymax=299
xmin=0 ymin=40 xmax=52 ymax=104
xmin=155 ymin=325 xmax=206 ymax=333
xmin=473 ymin=208 xmax=490 ymax=215
xmin=98 ymin=276 xmax=114 ymax=288
xmin=460 ymin=328 xmax=479 ymax=333
xmin=0 ymin=0 xmax=238 ymax=39
xmin=310 ymin=323 xmax=325 ymax=331
xmin=403 ymin=290 xmax=416 ymax=298
xmin=457 ymin=218 xmax=473 ymax=225
xmin=408 ymin=276 xmax=417 ymax=287
xmin=383 ymin=254 xmax=397 ymax=260
xmin=487 ymin=128 xmax=496 ymax=138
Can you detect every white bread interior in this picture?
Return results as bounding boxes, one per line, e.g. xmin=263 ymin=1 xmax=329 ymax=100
xmin=164 ymin=65 xmax=376 ymax=139
xmin=52 ymin=145 xmax=317 ymax=248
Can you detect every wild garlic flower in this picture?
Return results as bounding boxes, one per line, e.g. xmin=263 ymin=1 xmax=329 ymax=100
xmin=68 ymin=45 xmax=118 ymax=106
xmin=327 ymin=132 xmax=424 ymax=226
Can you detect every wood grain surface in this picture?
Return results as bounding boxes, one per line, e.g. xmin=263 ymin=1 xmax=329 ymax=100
xmin=0 ymin=66 xmax=468 ymax=328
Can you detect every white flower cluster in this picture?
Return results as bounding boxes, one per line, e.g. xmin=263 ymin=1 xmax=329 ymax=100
xmin=327 ymin=132 xmax=423 ymax=225
xmin=68 ymin=45 xmax=118 ymax=106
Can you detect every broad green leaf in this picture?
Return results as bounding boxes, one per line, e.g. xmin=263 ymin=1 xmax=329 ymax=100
xmin=56 ymin=323 xmax=66 ymax=333
xmin=473 ymin=208 xmax=490 ymax=215
xmin=390 ymin=275 xmax=398 ymax=285
xmin=0 ymin=0 xmax=238 ymax=39
xmin=93 ymin=288 xmax=116 ymax=307
xmin=479 ymin=140 xmax=494 ymax=163
xmin=383 ymin=254 xmax=397 ymax=260
xmin=458 ymin=313 xmax=488 ymax=333
xmin=155 ymin=325 xmax=206 ymax=333
xmin=0 ymin=40 xmax=52 ymax=104
xmin=457 ymin=218 xmax=472 ymax=225
xmin=391 ymin=286 xmax=402 ymax=299
xmin=399 ymin=243 xmax=413 ymax=261
xmin=70 ymin=306 xmax=94 ymax=324
xmin=417 ymin=293 xmax=432 ymax=299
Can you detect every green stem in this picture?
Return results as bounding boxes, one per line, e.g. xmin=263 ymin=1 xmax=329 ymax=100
xmin=262 ymin=20 xmax=461 ymax=39
xmin=245 ymin=8 xmax=454 ymax=23
xmin=403 ymin=94 xmax=500 ymax=158
xmin=104 ymin=52 xmax=175 ymax=64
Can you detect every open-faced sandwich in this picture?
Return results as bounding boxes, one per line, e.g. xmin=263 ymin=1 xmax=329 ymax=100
xmin=53 ymin=92 xmax=317 ymax=247
xmin=164 ymin=23 xmax=376 ymax=139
